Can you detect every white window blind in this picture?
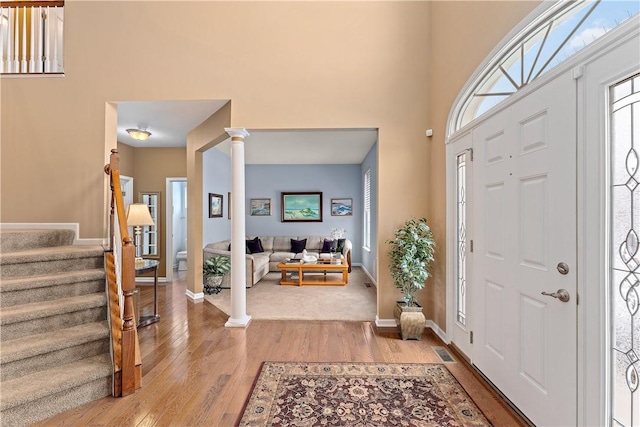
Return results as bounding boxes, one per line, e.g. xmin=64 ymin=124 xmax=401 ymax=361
xmin=364 ymin=169 xmax=371 ymax=250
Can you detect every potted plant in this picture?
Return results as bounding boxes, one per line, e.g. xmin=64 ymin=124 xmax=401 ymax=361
xmin=203 ymin=255 xmax=231 ymax=295
xmin=387 ymin=217 xmax=435 ymax=340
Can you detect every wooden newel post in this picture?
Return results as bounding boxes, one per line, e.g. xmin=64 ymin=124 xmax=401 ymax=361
xmin=120 ymin=236 xmax=138 ymax=395
xmin=105 ymin=148 xmax=120 ymax=252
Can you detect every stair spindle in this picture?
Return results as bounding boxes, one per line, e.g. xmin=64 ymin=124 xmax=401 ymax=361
xmin=11 ymin=7 xmax=17 ymax=71
xmin=20 ymin=6 xmax=26 ymax=72
xmin=0 ymin=7 xmax=5 ymax=73
xmin=43 ymin=5 xmax=49 ymax=72
xmin=51 ymin=5 xmax=57 ymax=72
xmin=6 ymin=7 xmax=13 ymax=72
xmin=28 ymin=5 xmax=35 ymax=72
xmin=36 ymin=6 xmax=42 ymax=72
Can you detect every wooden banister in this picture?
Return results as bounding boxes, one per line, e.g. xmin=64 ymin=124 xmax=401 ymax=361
xmin=0 ymin=1 xmax=64 ymax=7
xmin=105 ymin=148 xmax=141 ymax=397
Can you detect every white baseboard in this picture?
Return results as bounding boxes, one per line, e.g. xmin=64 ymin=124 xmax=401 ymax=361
xmin=359 ymin=264 xmax=377 ymax=287
xmin=135 ymin=277 xmax=168 ymax=284
xmin=426 ymin=320 xmax=450 ymax=344
xmin=0 ymin=223 xmax=106 ymax=246
xmin=375 ymin=317 xmax=397 ymax=328
xmin=185 ymin=289 xmax=204 ymax=301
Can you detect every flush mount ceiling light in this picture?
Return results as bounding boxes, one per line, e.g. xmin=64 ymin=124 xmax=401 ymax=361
xmin=126 ymin=128 xmax=152 ymax=141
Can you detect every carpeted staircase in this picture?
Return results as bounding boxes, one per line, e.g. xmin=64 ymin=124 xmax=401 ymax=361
xmin=0 ymin=229 xmax=113 ymax=427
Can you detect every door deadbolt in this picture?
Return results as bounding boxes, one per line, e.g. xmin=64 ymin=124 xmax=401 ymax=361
xmin=557 ymin=262 xmax=569 ymax=275
xmin=541 ymin=289 xmax=570 ymax=303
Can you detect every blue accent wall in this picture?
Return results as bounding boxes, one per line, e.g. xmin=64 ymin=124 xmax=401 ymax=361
xmin=201 ymin=148 xmax=376 ymax=267
xmin=202 ymin=147 xmax=231 ymax=244
xmin=360 ymin=143 xmax=378 ymax=282
xmin=246 ymin=164 xmax=362 ymax=264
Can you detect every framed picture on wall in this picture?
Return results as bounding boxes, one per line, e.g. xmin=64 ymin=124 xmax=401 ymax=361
xmin=250 ymin=198 xmax=271 ymax=216
xmin=281 ymin=192 xmax=323 ymax=222
xmin=228 ymin=192 xmax=231 ymax=219
xmin=209 ymin=193 xmax=223 ymax=218
xmin=331 ymin=198 xmax=353 ymax=216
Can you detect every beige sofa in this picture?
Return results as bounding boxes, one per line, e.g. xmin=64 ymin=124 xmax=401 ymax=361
xmin=203 ymin=235 xmax=352 ymax=287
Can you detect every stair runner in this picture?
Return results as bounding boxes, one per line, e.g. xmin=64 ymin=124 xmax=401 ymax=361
xmin=0 ymin=229 xmax=112 ymax=427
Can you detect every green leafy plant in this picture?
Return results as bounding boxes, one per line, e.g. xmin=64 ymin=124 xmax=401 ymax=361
xmin=203 ymin=256 xmax=231 ymax=277
xmin=387 ymin=217 xmax=436 ymax=307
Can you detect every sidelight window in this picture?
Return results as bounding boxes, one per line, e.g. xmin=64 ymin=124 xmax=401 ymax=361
xmin=610 ymin=73 xmax=640 ymax=427
xmin=456 ymin=152 xmax=468 ymax=326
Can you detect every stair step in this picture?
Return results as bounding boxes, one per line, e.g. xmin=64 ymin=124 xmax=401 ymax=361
xmin=0 ymin=269 xmax=106 ymax=307
xmin=0 ymin=354 xmax=112 ymax=427
xmin=0 ymin=229 xmax=112 ymax=427
xmin=0 ymin=321 xmax=110 ymax=381
xmin=0 ymin=229 xmax=75 ymax=252
xmin=0 ymin=294 xmax=107 ymax=342
xmin=0 ymin=245 xmax=104 ymax=279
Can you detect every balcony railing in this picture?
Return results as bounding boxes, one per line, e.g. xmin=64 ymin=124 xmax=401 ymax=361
xmin=0 ymin=0 xmax=64 ymax=74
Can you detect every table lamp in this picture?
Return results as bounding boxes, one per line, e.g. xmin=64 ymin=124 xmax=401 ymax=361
xmin=126 ymin=203 xmax=155 ymax=265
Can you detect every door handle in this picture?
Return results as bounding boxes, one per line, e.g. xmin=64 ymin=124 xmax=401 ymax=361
xmin=541 ymin=289 xmax=570 ymax=303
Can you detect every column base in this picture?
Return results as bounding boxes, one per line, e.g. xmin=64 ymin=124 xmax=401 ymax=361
xmin=225 ymin=315 xmax=252 ymax=328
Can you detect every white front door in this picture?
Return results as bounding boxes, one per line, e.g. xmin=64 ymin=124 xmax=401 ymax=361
xmin=472 ymin=70 xmax=577 ymax=426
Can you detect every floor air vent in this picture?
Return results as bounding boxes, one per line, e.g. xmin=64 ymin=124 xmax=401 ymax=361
xmin=432 ymin=346 xmax=455 ymax=363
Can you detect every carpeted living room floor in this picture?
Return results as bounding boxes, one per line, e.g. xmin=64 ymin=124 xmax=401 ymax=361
xmin=204 ymin=267 xmax=377 ymax=321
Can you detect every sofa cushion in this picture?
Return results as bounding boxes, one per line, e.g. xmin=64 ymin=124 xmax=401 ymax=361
xmin=271 ymin=251 xmax=295 ymax=264
xmin=290 ymin=238 xmax=307 ymax=253
xmin=321 ymin=239 xmax=335 ymax=253
xmin=246 ymin=237 xmax=264 ymax=253
xmin=273 ymin=236 xmax=294 ymax=251
xmin=304 ymin=236 xmax=325 ymax=250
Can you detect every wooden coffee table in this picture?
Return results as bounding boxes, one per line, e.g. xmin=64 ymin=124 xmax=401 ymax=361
xmin=277 ymin=259 xmax=348 ymax=286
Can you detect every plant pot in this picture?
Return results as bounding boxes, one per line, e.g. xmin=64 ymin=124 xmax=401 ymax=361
xmin=204 ymin=276 xmax=223 ymax=295
xmin=393 ymin=301 xmax=425 ymax=340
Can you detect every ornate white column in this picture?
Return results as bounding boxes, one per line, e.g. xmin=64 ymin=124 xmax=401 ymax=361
xmin=224 ymin=127 xmax=251 ymax=327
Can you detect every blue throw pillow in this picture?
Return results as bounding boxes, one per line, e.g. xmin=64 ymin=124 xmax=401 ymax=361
xmin=290 ymin=238 xmax=307 ymax=253
xmin=246 ymin=237 xmax=264 ymax=254
xmin=321 ymin=239 xmax=335 ymax=253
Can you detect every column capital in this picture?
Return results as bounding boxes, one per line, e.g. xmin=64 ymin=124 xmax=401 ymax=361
xmin=225 ymin=127 xmax=250 ymax=139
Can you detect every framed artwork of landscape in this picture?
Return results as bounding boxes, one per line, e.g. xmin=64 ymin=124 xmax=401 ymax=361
xmin=331 ymin=198 xmax=353 ymax=216
xmin=250 ymin=198 xmax=271 ymax=216
xmin=281 ymin=192 xmax=323 ymax=222
xmin=209 ymin=193 xmax=223 ymax=218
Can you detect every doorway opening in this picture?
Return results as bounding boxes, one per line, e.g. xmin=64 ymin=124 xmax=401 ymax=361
xmin=166 ymin=178 xmax=187 ymax=281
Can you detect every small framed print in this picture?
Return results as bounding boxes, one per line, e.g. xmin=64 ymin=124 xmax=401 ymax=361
xmin=209 ymin=193 xmax=223 ymax=218
xmin=250 ymin=198 xmax=271 ymax=216
xmin=331 ymin=198 xmax=353 ymax=216
xmin=228 ymin=192 xmax=231 ymax=219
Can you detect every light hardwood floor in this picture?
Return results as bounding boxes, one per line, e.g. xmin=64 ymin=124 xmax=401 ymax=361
xmin=32 ymin=272 xmax=525 ymax=427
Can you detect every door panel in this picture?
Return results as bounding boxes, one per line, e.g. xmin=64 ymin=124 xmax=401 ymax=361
xmin=472 ymin=70 xmax=577 ymax=426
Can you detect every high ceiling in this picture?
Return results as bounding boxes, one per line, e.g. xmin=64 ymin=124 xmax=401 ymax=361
xmin=117 ymin=100 xmax=377 ymax=165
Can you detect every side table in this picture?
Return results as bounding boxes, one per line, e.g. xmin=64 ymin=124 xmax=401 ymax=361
xmin=135 ymin=259 xmax=160 ymax=328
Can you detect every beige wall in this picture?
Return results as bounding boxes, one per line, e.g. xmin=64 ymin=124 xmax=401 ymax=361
xmin=426 ymin=1 xmax=541 ymax=328
xmin=115 ymin=143 xmax=187 ymax=278
xmin=117 ymin=143 xmax=135 ymax=178
xmin=186 ymin=102 xmax=231 ymax=296
xmin=1 ymin=1 xmax=537 ymax=323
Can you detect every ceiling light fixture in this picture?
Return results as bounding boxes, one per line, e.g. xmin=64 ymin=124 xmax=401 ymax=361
xmin=126 ymin=128 xmax=152 ymax=141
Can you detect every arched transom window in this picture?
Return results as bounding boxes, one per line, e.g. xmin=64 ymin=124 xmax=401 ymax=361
xmin=450 ymin=0 xmax=639 ymax=134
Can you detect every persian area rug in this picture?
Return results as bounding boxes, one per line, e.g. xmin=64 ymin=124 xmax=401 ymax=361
xmin=238 ymin=362 xmax=491 ymax=427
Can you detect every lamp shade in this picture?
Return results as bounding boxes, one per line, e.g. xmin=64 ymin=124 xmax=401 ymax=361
xmin=126 ymin=203 xmax=155 ymax=227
